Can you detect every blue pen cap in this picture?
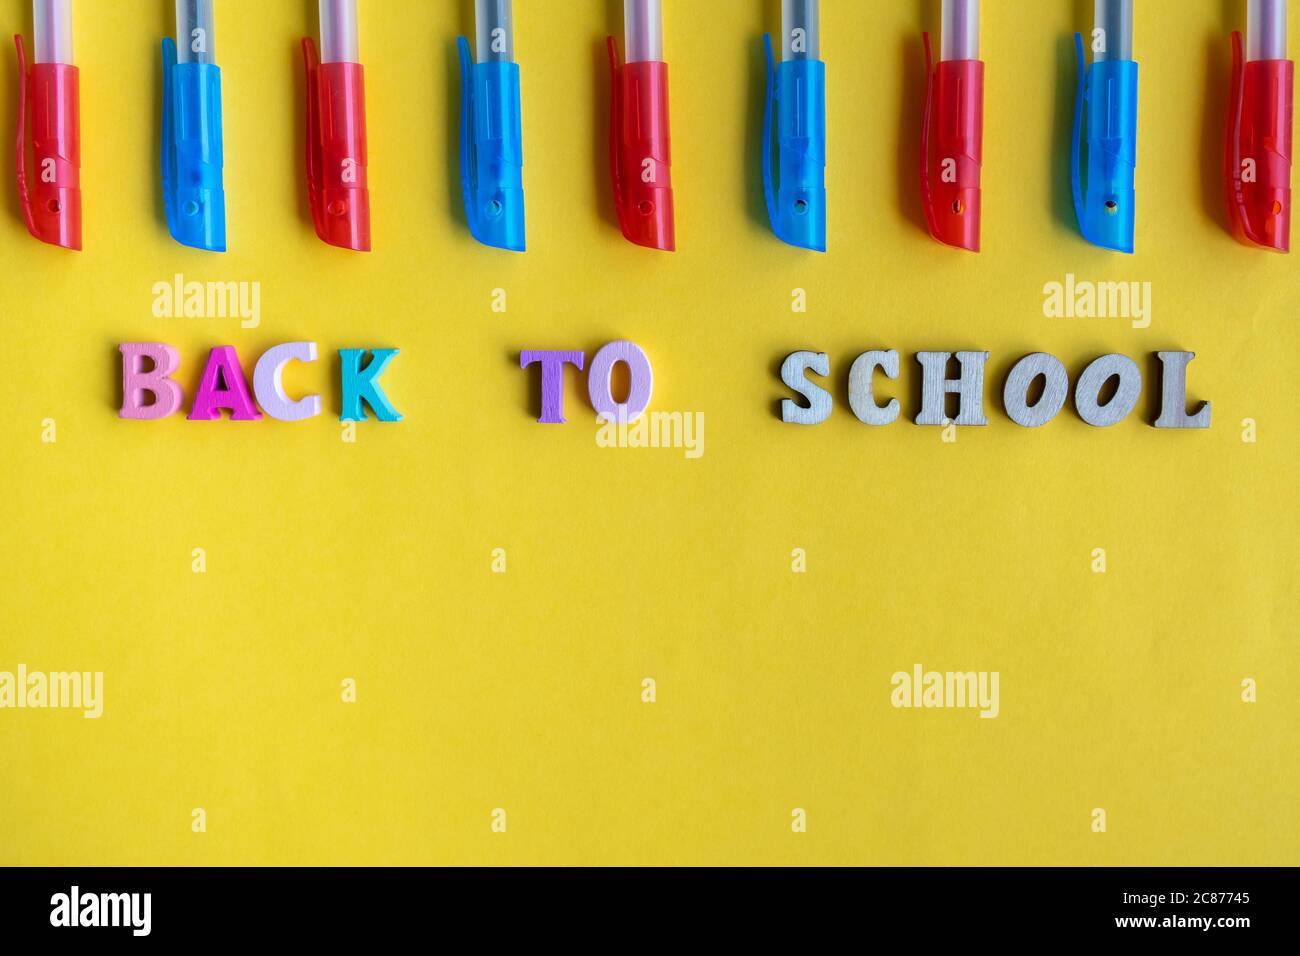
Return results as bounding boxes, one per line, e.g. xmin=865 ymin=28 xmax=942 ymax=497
xmin=161 ymin=38 xmax=227 ymax=252
xmin=458 ymin=37 xmax=526 ymax=252
xmin=762 ymin=35 xmax=826 ymax=251
xmin=1072 ymin=34 xmax=1137 ymax=253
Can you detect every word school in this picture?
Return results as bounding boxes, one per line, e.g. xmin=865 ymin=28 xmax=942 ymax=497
xmin=779 ymin=350 xmax=1211 ymax=429
xmin=118 ymin=343 xmax=401 ymax=422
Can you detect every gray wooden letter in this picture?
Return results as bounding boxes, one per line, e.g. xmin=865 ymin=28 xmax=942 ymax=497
xmin=1003 ymin=352 xmax=1069 ymax=427
xmin=781 ymin=351 xmax=832 ymax=425
xmin=1074 ymin=354 xmax=1141 ymax=427
xmin=915 ymin=351 xmax=989 ymax=426
xmin=1154 ymin=351 xmax=1211 ymax=429
xmin=848 ymin=350 xmax=900 ymax=425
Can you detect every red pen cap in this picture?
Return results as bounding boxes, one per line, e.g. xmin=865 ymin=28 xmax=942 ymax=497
xmin=302 ymin=38 xmax=371 ymax=252
xmin=14 ymin=35 xmax=81 ymax=251
xmin=607 ymin=37 xmax=675 ymax=252
xmin=1227 ymin=31 xmax=1293 ymax=252
xmin=920 ymin=32 xmax=983 ymax=252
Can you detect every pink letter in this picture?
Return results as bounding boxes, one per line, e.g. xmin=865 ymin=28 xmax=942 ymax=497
xmin=119 ymin=343 xmax=185 ymax=420
xmin=188 ymin=346 xmax=263 ymax=421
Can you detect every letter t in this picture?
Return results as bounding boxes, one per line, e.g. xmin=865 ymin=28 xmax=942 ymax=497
xmin=520 ymin=350 xmax=585 ymax=424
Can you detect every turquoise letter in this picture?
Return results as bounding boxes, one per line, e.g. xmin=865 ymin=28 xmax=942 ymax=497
xmin=340 ymin=349 xmax=403 ymax=422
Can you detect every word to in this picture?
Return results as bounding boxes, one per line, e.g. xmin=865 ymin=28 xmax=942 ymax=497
xmin=118 ymin=342 xmax=402 ymax=422
xmin=779 ymin=350 xmax=1210 ymax=429
xmin=521 ymin=340 xmax=653 ymax=424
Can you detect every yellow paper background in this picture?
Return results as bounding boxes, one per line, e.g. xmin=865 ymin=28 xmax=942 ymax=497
xmin=1 ymin=0 xmax=1296 ymax=866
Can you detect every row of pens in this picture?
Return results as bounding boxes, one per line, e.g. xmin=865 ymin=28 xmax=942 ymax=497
xmin=12 ymin=0 xmax=1297 ymax=255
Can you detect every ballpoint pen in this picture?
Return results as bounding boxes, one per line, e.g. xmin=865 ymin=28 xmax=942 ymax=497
xmin=458 ymin=0 xmax=525 ymax=251
xmin=162 ymin=0 xmax=226 ymax=252
xmin=1072 ymin=0 xmax=1138 ymax=253
xmin=303 ymin=0 xmax=370 ymax=251
xmin=922 ymin=0 xmax=983 ymax=252
xmin=14 ymin=0 xmax=81 ymax=250
xmin=608 ymin=0 xmax=675 ymax=251
xmin=1227 ymin=0 xmax=1293 ymax=252
xmin=763 ymin=0 xmax=826 ymax=251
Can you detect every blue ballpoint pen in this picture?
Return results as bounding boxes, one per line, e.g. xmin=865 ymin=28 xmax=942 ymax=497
xmin=458 ymin=0 xmax=525 ymax=251
xmin=1073 ymin=0 xmax=1137 ymax=253
xmin=162 ymin=0 xmax=226 ymax=251
xmin=762 ymin=0 xmax=826 ymax=251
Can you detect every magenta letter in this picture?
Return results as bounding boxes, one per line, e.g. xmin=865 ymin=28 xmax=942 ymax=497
xmin=188 ymin=346 xmax=263 ymax=421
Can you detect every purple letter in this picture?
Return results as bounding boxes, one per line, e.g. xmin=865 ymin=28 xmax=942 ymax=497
xmin=520 ymin=350 xmax=585 ymax=424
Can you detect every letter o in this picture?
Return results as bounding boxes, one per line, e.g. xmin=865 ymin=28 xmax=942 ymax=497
xmin=587 ymin=341 xmax=653 ymax=423
xmin=1003 ymin=353 xmax=1069 ymax=427
xmin=1074 ymin=354 xmax=1141 ymax=427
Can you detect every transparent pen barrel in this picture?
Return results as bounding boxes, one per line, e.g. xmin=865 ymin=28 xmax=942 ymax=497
xmin=476 ymin=0 xmax=514 ymax=62
xmin=782 ymin=0 xmax=819 ymax=61
xmin=1248 ymin=0 xmax=1288 ymax=61
xmin=941 ymin=0 xmax=978 ymax=61
xmin=319 ymin=0 xmax=359 ymax=64
xmin=624 ymin=0 xmax=663 ymax=63
xmin=176 ymin=0 xmax=215 ymax=64
xmin=33 ymin=0 xmax=73 ymax=65
xmin=1094 ymin=0 xmax=1133 ymax=61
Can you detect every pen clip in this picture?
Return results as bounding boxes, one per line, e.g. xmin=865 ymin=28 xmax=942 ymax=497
xmin=761 ymin=33 xmax=779 ymax=230
xmin=1070 ymin=32 xmax=1087 ymax=238
xmin=13 ymin=34 xmax=36 ymax=238
xmin=161 ymin=37 xmax=178 ymax=212
xmin=301 ymin=37 xmax=326 ymax=241
xmin=606 ymin=36 xmax=626 ymax=231
xmin=920 ymin=32 xmax=941 ymax=241
xmin=1226 ymin=31 xmax=1257 ymax=243
xmin=1222 ymin=32 xmax=1253 ymax=247
xmin=457 ymin=36 xmax=477 ymax=232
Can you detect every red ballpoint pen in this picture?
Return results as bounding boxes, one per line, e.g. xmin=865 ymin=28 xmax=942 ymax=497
xmin=14 ymin=0 xmax=81 ymax=250
xmin=1227 ymin=0 xmax=1293 ymax=252
xmin=608 ymin=0 xmax=675 ymax=251
xmin=303 ymin=0 xmax=370 ymax=251
xmin=921 ymin=0 xmax=983 ymax=252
